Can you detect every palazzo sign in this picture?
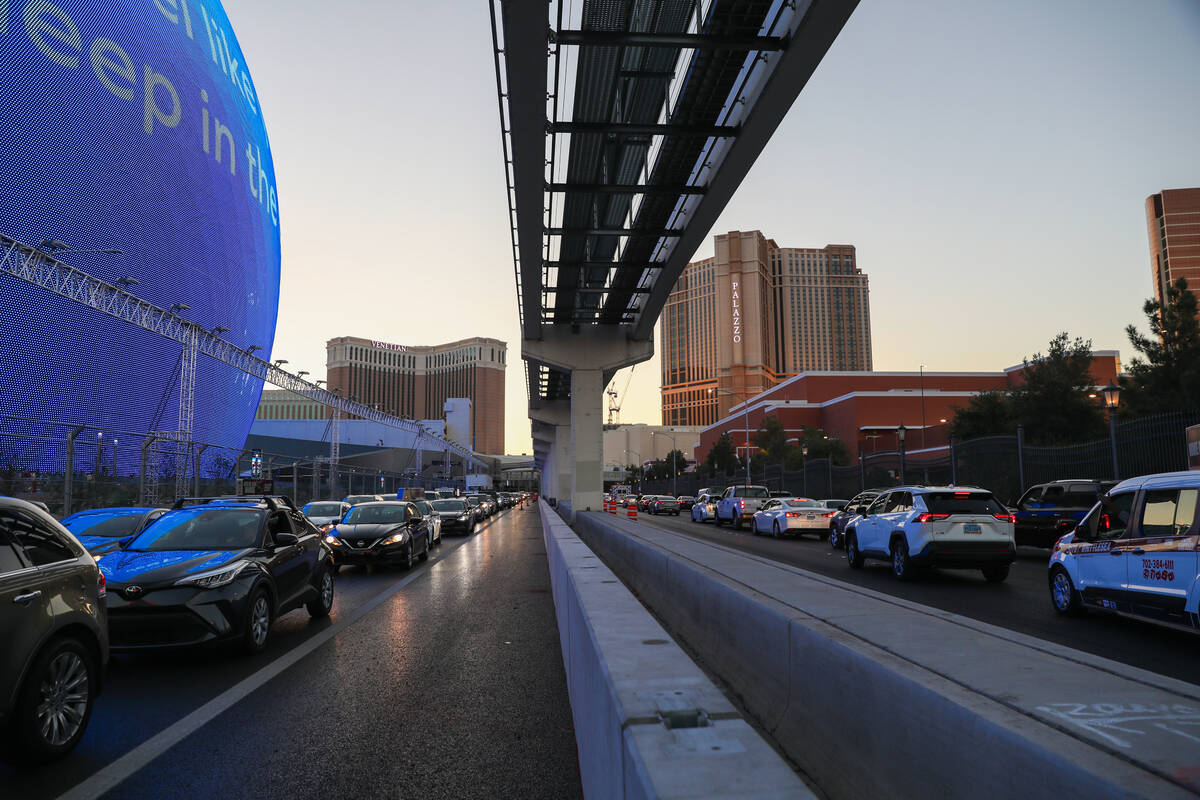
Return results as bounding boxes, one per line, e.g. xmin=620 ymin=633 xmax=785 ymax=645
xmin=731 ymin=280 xmax=742 ymax=344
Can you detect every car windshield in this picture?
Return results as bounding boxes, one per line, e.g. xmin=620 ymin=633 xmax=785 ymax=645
xmin=344 ymin=495 xmax=378 ymax=504
xmin=783 ymin=500 xmax=824 ymax=508
xmin=302 ymin=503 xmax=343 ymax=516
xmin=923 ymin=492 xmax=1006 ymax=515
xmin=130 ymin=508 xmax=264 ymax=551
xmin=736 ymin=487 xmax=769 ymax=498
xmin=432 ymin=500 xmax=466 ymax=513
xmin=62 ymin=511 xmax=144 ymax=538
xmin=344 ymin=505 xmax=407 ymax=524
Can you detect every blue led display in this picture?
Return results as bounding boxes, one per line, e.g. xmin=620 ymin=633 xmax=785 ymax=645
xmin=0 ymin=0 xmax=279 ymax=453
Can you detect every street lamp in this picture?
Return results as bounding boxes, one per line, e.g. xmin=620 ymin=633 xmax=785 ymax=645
xmin=919 ymin=365 xmax=927 ymax=449
xmin=1101 ymin=381 xmax=1122 ymax=480
xmin=212 ymin=325 xmax=230 ymax=335
xmin=273 ymin=359 xmax=288 ymax=367
xmin=247 ymin=345 xmax=262 ymax=355
xmin=115 ymin=276 xmax=139 ymax=288
xmin=651 ymin=430 xmax=679 ymax=498
xmin=297 ymin=370 xmax=309 ymax=379
xmin=897 ymin=424 xmax=907 ymax=486
xmin=623 ymin=449 xmax=641 ymax=486
xmin=710 ymin=387 xmax=752 ymax=486
xmin=95 ymin=431 xmax=104 ymax=476
xmin=169 ymin=303 xmax=190 ymax=314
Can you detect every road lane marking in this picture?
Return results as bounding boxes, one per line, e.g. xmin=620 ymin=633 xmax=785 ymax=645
xmin=55 ymin=510 xmax=518 ymax=800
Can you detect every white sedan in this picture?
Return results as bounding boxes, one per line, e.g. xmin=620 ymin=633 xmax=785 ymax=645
xmin=752 ymin=498 xmax=834 ymax=538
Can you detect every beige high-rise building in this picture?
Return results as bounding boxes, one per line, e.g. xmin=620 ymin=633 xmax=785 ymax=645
xmin=661 ymin=231 xmax=872 ymax=427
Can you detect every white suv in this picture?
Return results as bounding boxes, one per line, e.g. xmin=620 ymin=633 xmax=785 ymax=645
xmin=844 ymin=486 xmax=1016 ymax=582
xmin=1049 ymin=471 xmax=1200 ymax=632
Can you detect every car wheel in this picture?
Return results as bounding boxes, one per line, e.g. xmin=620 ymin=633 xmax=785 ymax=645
xmin=714 ymin=513 xmax=723 ymax=527
xmin=982 ymin=565 xmax=1009 ymax=583
xmin=1050 ymin=567 xmax=1083 ymax=615
xmin=307 ymin=568 xmax=334 ymax=617
xmin=829 ymin=527 xmax=841 ymax=549
xmin=734 ymin=514 xmax=743 ymax=531
xmin=3 ymin=636 xmax=96 ymax=764
xmin=773 ymin=521 xmax=782 ymax=538
xmin=242 ymin=588 xmax=273 ymax=655
xmin=418 ymin=535 xmax=430 ymax=562
xmin=846 ymin=531 xmax=864 ymax=569
xmin=891 ymin=538 xmax=914 ymax=581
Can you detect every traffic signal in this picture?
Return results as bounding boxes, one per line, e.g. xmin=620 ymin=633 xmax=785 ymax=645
xmin=251 ymin=449 xmax=263 ymax=478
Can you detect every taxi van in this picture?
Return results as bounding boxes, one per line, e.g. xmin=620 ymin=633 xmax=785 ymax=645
xmin=1049 ymin=470 xmax=1200 ymax=632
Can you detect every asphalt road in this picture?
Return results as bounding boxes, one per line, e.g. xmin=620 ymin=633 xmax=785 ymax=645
xmin=2 ymin=505 xmax=582 ymax=800
xmin=635 ymin=509 xmax=1200 ymax=686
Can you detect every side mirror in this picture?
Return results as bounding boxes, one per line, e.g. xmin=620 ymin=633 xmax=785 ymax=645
xmin=275 ymin=532 xmax=299 ymax=547
xmin=118 ymin=535 xmax=136 ymax=550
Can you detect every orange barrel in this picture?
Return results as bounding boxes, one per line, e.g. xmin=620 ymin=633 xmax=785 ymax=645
xmin=609 ymin=499 xmax=617 ymax=515
xmin=626 ymin=505 xmax=637 ymax=522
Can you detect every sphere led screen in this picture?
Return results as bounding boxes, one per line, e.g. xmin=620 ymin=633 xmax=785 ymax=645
xmin=0 ymin=0 xmax=279 ymax=456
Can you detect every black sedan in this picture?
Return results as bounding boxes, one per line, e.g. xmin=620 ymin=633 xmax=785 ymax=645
xmin=97 ymin=497 xmax=334 ymax=655
xmin=431 ymin=498 xmax=477 ymax=535
xmin=325 ymin=501 xmax=431 ymax=571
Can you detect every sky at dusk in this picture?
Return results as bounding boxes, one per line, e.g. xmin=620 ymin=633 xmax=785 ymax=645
xmin=226 ymin=0 xmax=1200 ymax=455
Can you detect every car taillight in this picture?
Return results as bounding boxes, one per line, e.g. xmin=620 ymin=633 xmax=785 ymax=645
xmin=737 ymin=499 xmax=744 ymax=508
xmin=913 ymin=513 xmax=950 ymax=523
xmin=785 ymin=512 xmax=800 ymax=518
xmin=993 ymin=513 xmax=1016 ymax=524
xmin=822 ymin=511 xmax=836 ymax=518
xmin=97 ymin=571 xmax=106 ymax=599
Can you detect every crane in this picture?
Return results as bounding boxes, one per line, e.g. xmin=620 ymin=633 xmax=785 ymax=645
xmin=606 ymin=366 xmax=635 ymax=426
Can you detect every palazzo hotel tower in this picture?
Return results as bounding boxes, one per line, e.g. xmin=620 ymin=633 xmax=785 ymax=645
xmin=661 ymin=230 xmax=872 ymax=427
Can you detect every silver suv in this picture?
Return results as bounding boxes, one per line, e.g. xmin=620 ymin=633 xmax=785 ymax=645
xmin=1 ymin=497 xmax=108 ymax=764
xmin=844 ymin=486 xmax=1016 ymax=582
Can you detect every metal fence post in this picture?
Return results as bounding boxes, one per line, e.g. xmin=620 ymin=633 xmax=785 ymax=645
xmin=949 ymin=438 xmax=957 ymax=485
xmin=1016 ymin=425 xmax=1026 ymax=491
xmin=828 ymin=458 xmax=833 ymax=497
xmin=293 ymin=460 xmax=299 ymax=502
xmin=64 ymin=426 xmax=85 ymax=517
xmin=140 ymin=435 xmax=155 ymax=504
xmin=859 ymin=451 xmax=866 ymax=492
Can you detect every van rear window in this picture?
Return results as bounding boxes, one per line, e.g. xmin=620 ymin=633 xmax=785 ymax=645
xmin=923 ymin=493 xmax=1005 ymax=515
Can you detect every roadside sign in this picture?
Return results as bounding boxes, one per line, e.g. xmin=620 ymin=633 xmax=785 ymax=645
xmin=1187 ymin=425 xmax=1200 ymax=470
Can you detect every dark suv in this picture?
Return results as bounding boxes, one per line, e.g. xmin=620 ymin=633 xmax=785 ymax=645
xmin=1012 ymin=480 xmax=1115 ymax=547
xmin=1 ymin=497 xmax=108 ymax=764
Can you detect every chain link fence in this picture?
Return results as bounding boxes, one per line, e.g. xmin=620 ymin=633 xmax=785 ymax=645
xmin=0 ymin=415 xmax=469 ymax=518
xmin=637 ymin=411 xmax=1200 ymax=505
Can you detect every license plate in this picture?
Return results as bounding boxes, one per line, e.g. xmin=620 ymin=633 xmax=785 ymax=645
xmin=806 ymin=514 xmax=816 ymax=520
xmin=964 ymin=524 xmax=982 ymax=535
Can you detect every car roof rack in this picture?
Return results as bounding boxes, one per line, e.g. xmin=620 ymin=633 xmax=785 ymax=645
xmin=171 ymin=495 xmax=298 ymax=512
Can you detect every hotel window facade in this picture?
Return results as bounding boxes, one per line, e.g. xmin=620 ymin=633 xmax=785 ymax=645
xmin=661 ymin=231 xmax=872 ymax=426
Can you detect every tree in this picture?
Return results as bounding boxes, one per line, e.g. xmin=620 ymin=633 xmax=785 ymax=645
xmin=948 ymin=391 xmax=1013 ymax=441
xmin=1010 ymin=332 xmax=1105 ymax=444
xmin=1121 ymin=277 xmax=1200 ymax=416
xmin=704 ymin=433 xmax=738 ymax=475
xmin=780 ymin=426 xmax=851 ymax=468
xmin=751 ymin=417 xmax=790 ymax=464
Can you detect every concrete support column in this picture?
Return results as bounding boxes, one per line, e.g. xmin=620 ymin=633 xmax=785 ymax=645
xmin=569 ymin=368 xmax=604 ymax=515
xmin=554 ymin=424 xmax=571 ymax=508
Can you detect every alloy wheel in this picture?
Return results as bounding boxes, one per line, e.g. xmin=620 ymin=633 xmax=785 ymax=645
xmin=37 ymin=651 xmax=89 ymax=747
xmin=1052 ymin=572 xmax=1073 ymax=611
xmin=250 ymin=596 xmax=270 ymax=647
xmin=321 ymin=572 xmax=334 ymax=609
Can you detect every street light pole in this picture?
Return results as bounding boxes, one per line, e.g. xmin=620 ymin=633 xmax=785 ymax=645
xmin=711 ymin=387 xmax=752 ymax=486
xmin=897 ymin=424 xmax=907 ymax=486
xmin=652 ymin=430 xmax=679 ymax=498
xmin=1101 ymin=382 xmax=1122 ymax=480
xmin=919 ymin=365 xmax=927 ymax=450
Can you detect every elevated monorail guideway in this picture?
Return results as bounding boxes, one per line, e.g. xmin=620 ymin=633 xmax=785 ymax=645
xmin=491 ymin=0 xmax=858 ymax=516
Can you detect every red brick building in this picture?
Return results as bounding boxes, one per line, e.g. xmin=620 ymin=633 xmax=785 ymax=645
xmin=695 ymin=353 xmax=1122 ymax=463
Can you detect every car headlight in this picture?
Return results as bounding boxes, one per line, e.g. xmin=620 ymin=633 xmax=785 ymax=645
xmin=175 ymin=561 xmax=252 ymax=589
xmin=382 ymin=531 xmax=408 ymax=546
xmin=325 ymin=535 xmax=342 ymax=546
xmin=458 ymin=514 xmax=470 ymax=521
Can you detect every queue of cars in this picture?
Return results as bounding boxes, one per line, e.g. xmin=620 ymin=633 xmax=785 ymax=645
xmin=1 ymin=488 xmax=530 ymax=766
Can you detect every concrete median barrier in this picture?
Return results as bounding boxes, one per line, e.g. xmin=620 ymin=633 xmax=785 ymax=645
xmin=539 ymin=500 xmax=814 ymax=799
xmin=573 ymin=511 xmax=1200 ymax=799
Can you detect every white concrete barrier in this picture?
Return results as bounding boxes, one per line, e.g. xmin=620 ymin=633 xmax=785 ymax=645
xmin=574 ymin=511 xmax=1200 ymax=800
xmin=539 ymin=500 xmax=814 ymax=799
